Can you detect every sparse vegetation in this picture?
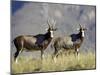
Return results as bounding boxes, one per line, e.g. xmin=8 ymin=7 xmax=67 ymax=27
xmin=11 ymin=51 xmax=96 ymax=74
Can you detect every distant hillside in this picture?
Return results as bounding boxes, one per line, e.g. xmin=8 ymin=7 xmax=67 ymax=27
xmin=11 ymin=1 xmax=96 ymax=56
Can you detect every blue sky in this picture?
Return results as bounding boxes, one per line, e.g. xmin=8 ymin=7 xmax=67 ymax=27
xmin=12 ymin=1 xmax=24 ymax=14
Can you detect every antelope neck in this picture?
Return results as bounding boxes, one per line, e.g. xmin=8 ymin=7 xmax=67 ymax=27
xmin=79 ymin=32 xmax=84 ymax=42
xmin=45 ymin=31 xmax=52 ymax=40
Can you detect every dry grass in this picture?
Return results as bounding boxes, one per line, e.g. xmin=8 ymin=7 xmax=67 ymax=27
xmin=11 ymin=51 xmax=96 ymax=74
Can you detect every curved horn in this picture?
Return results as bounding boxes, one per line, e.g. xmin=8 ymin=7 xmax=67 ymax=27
xmin=47 ymin=19 xmax=51 ymax=28
xmin=79 ymin=24 xmax=82 ymax=28
xmin=51 ymin=19 xmax=56 ymax=29
xmin=47 ymin=18 xmax=56 ymax=29
xmin=83 ymin=25 xmax=87 ymax=30
xmin=53 ymin=20 xmax=56 ymax=27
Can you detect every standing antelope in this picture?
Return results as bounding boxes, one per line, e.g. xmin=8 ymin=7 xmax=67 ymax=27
xmin=52 ymin=24 xmax=87 ymax=59
xmin=13 ymin=19 xmax=57 ymax=63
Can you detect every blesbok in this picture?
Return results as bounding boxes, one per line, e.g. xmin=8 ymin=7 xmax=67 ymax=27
xmin=52 ymin=24 xmax=87 ymax=60
xmin=13 ymin=19 xmax=57 ymax=63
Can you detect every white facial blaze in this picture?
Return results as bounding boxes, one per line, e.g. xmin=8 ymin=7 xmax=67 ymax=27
xmin=82 ymin=30 xmax=85 ymax=37
xmin=50 ymin=31 xmax=54 ymax=38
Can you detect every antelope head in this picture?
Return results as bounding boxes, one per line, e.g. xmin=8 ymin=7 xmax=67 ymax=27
xmin=46 ymin=19 xmax=57 ymax=38
xmin=77 ymin=24 xmax=87 ymax=37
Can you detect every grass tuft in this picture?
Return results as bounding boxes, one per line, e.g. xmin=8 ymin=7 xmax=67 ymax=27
xmin=11 ymin=51 xmax=96 ymax=74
